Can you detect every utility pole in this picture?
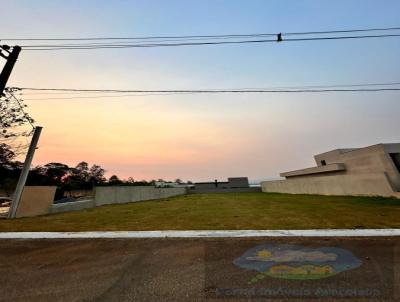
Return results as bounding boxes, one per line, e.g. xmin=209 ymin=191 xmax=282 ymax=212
xmin=0 ymin=45 xmax=21 ymax=95
xmin=8 ymin=126 xmax=42 ymax=218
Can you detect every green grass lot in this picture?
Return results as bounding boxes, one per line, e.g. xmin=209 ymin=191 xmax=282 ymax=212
xmin=0 ymin=193 xmax=400 ymax=231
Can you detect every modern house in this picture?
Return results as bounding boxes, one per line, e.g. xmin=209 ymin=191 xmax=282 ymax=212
xmin=261 ymin=143 xmax=400 ymax=198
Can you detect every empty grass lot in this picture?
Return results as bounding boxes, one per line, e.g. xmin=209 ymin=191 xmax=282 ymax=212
xmin=0 ymin=193 xmax=400 ymax=231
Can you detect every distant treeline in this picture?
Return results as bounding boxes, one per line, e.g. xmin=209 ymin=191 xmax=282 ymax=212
xmin=0 ymin=143 xmax=180 ymax=196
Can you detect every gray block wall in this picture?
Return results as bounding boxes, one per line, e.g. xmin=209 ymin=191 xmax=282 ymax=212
xmin=46 ymin=187 xmax=186 ymax=215
xmin=94 ymin=186 xmax=187 ymax=206
xmin=50 ymin=199 xmax=95 ymax=214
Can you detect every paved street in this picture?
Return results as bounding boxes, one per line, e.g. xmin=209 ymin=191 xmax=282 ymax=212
xmin=0 ymin=237 xmax=399 ymax=301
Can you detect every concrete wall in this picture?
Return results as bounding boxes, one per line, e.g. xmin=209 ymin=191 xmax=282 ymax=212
xmin=188 ymin=187 xmax=261 ymax=194
xmin=195 ymin=177 xmax=250 ymax=190
xmin=11 ymin=186 xmax=186 ymax=217
xmin=261 ymin=173 xmax=397 ymax=198
xmin=50 ymin=199 xmax=95 ymax=214
xmin=227 ymin=177 xmax=249 ymax=188
xmin=195 ymin=182 xmax=228 ymax=189
xmin=94 ymin=186 xmax=186 ymax=206
xmin=16 ymin=186 xmax=56 ymax=218
xmin=64 ymin=189 xmax=93 ymax=198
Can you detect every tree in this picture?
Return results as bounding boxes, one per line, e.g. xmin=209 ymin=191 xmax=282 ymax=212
xmin=89 ymin=164 xmax=106 ymax=184
xmin=1 ymin=88 xmax=35 ymax=141
xmin=42 ymin=162 xmax=70 ymax=185
xmin=175 ymin=178 xmax=182 ymax=184
xmin=63 ymin=162 xmax=91 ymax=190
xmin=0 ymin=143 xmax=15 ymax=165
xmin=26 ymin=166 xmax=53 ymax=186
xmin=0 ymin=143 xmax=20 ymax=195
xmin=127 ymin=177 xmax=135 ymax=184
xmin=135 ymin=179 xmax=149 ymax=186
xmin=108 ymin=175 xmax=122 ymax=185
xmin=75 ymin=161 xmax=89 ymax=182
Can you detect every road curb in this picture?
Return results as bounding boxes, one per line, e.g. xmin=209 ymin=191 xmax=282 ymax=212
xmin=0 ymin=229 xmax=400 ymax=238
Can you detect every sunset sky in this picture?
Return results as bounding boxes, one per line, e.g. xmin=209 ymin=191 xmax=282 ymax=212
xmin=2 ymin=0 xmax=400 ymax=182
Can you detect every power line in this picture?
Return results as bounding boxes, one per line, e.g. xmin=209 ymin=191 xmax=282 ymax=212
xmin=17 ymin=34 xmax=400 ymax=50
xmin=2 ymin=33 xmax=277 ymax=42
xmin=17 ymin=35 xmax=278 ymax=48
xmin=12 ymin=35 xmax=270 ymax=47
xmin=21 ymin=92 xmax=197 ymax=100
xmin=283 ymin=27 xmax=400 ymax=36
xmin=16 ymin=82 xmax=400 ymax=96
xmin=2 ymin=26 xmax=400 ymax=41
xmin=13 ymin=87 xmax=400 ymax=99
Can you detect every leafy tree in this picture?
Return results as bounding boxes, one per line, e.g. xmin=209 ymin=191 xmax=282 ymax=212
xmin=175 ymin=178 xmax=182 ymax=184
xmin=108 ymin=175 xmax=122 ymax=185
xmin=47 ymin=161 xmax=108 ymax=191
xmin=0 ymin=144 xmax=20 ymax=195
xmin=133 ymin=179 xmax=150 ymax=186
xmin=26 ymin=166 xmax=53 ymax=186
xmin=0 ymin=89 xmax=35 ymax=194
xmin=1 ymin=88 xmax=35 ymax=141
xmin=75 ymin=161 xmax=90 ymax=182
xmin=0 ymin=150 xmax=111 ymax=194
xmin=41 ymin=163 xmax=70 ymax=185
xmin=0 ymin=143 xmax=15 ymax=165
xmin=89 ymin=164 xmax=106 ymax=184
xmin=63 ymin=162 xmax=90 ymax=190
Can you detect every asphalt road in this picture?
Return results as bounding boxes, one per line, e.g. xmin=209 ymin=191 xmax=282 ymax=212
xmin=0 ymin=237 xmax=399 ymax=301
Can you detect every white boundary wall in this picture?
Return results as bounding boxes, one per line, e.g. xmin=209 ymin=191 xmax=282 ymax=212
xmin=94 ymin=186 xmax=186 ymax=206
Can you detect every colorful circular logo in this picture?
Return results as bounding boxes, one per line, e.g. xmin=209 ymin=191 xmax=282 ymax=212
xmin=234 ymin=244 xmax=362 ymax=282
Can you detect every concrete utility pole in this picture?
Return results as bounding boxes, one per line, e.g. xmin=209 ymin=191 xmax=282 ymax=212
xmin=0 ymin=45 xmax=21 ymax=95
xmin=8 ymin=126 xmax=42 ymax=218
